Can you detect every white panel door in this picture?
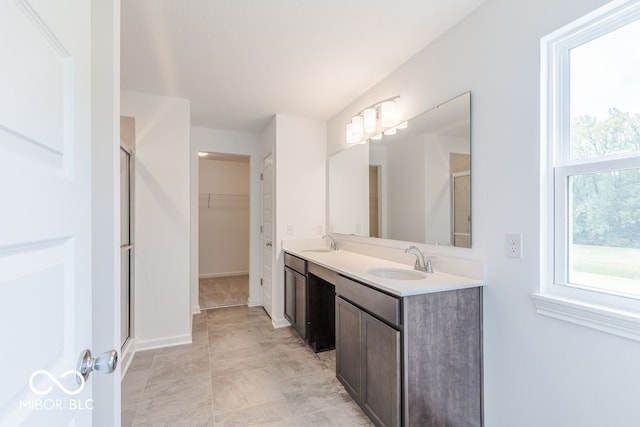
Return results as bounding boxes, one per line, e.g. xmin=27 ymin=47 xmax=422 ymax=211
xmin=261 ymin=154 xmax=274 ymax=317
xmin=0 ymin=0 xmax=96 ymax=424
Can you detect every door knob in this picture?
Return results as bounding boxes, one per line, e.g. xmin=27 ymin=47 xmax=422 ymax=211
xmin=76 ymin=349 xmax=118 ymax=383
xmin=266 ymin=241 xmax=272 ymax=247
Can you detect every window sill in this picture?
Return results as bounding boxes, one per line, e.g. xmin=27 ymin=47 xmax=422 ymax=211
xmin=532 ymin=293 xmax=640 ymax=342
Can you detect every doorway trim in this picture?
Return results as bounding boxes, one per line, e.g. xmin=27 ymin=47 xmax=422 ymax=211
xmin=190 ymin=128 xmax=263 ymax=317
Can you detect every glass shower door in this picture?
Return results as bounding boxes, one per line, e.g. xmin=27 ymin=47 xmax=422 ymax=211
xmin=120 ymin=146 xmax=133 ymax=348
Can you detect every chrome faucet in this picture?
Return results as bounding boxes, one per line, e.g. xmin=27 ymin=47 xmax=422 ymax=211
xmin=323 ymin=234 xmax=339 ymax=251
xmin=405 ymin=245 xmax=433 ymax=273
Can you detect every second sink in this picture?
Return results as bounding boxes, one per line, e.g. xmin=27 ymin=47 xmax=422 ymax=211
xmin=367 ymin=268 xmax=426 ymax=280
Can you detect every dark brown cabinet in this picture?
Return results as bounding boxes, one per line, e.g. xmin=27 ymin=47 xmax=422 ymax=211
xmin=284 ymin=253 xmax=307 ymax=339
xmin=404 ymin=287 xmax=483 ymax=427
xmin=336 ymin=296 xmax=362 ymax=400
xmin=362 ymin=311 xmax=401 ymax=427
xmin=337 ymin=296 xmax=401 ymax=427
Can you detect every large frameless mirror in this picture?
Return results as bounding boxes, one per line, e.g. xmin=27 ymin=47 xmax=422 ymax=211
xmin=329 ymin=92 xmax=471 ymax=247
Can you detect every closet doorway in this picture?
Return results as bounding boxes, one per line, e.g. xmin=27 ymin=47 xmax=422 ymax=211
xmin=198 ymin=153 xmax=250 ymax=309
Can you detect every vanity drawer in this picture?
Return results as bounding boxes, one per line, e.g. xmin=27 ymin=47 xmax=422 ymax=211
xmin=308 ymin=262 xmax=338 ymax=285
xmin=285 ymin=252 xmax=306 ymax=275
xmin=335 ymin=275 xmax=401 ymax=327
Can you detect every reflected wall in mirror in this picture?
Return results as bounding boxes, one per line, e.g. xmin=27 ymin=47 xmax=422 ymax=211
xmin=329 ymin=92 xmax=471 ymax=247
xmin=329 ymin=143 xmax=369 ymax=235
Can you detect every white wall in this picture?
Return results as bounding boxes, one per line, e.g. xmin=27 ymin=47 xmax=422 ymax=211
xmin=121 ymin=90 xmax=191 ymax=350
xmin=191 ymin=127 xmax=262 ymax=310
xmin=271 ymin=114 xmax=327 ymax=326
xmin=328 ymin=0 xmax=640 ymax=425
xmin=198 ymin=158 xmax=250 ymax=277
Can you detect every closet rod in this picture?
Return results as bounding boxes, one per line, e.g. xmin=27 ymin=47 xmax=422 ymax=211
xmin=199 ymin=193 xmax=249 ymax=208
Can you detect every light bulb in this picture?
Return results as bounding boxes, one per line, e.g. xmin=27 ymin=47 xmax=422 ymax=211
xmin=198 ymin=152 xmax=208 ymax=157
xmin=351 ymin=115 xmax=364 ymax=138
xmin=380 ymin=101 xmax=397 ymax=127
xmin=346 ymin=123 xmax=357 ymax=144
xmin=363 ymin=108 xmax=377 ymax=133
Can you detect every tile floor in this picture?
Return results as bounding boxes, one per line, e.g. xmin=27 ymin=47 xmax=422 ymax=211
xmin=122 ymin=305 xmax=373 ymax=426
xmin=199 ymin=276 xmax=250 ymax=309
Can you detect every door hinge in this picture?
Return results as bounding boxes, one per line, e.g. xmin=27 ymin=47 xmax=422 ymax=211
xmin=260 ymin=278 xmax=263 ymax=286
xmin=260 ymin=225 xmax=263 ymax=233
xmin=260 ymin=173 xmax=263 ymax=181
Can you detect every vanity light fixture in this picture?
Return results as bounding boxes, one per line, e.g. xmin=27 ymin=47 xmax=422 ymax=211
xmin=345 ymin=96 xmax=405 ymax=144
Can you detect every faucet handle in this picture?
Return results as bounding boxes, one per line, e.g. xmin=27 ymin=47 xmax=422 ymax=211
xmin=425 ymin=256 xmax=436 ymax=274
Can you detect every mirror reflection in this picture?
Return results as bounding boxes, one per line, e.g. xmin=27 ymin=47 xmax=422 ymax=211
xmin=329 ymin=92 xmax=471 ymax=247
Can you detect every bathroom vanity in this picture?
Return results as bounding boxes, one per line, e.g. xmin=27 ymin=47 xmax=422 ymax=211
xmin=283 ymin=245 xmax=484 ymax=427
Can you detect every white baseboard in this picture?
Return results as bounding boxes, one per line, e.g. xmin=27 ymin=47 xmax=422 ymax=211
xmin=247 ymin=298 xmax=262 ymax=307
xmin=120 ymin=339 xmax=135 ymax=380
xmin=199 ymin=271 xmax=249 ymax=279
xmin=272 ymin=316 xmax=290 ymax=329
xmin=192 ymin=304 xmax=201 ymax=315
xmin=135 ymin=333 xmax=192 ymax=352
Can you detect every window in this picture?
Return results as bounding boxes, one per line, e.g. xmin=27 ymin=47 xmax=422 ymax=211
xmin=535 ymin=0 xmax=640 ymax=340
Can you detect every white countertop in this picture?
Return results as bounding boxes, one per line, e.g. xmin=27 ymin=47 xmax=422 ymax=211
xmin=284 ymin=246 xmax=484 ymax=297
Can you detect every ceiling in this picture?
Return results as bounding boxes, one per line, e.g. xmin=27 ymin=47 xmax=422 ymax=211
xmin=121 ymin=0 xmax=485 ymax=134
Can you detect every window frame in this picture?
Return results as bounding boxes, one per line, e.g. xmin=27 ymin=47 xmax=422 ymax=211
xmin=535 ymin=0 xmax=640 ymax=341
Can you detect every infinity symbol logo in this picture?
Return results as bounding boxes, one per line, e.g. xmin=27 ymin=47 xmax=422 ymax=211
xmin=29 ymin=370 xmax=86 ymax=396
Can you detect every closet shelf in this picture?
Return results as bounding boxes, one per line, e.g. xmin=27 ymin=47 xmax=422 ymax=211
xmin=199 ymin=193 xmax=249 ymax=209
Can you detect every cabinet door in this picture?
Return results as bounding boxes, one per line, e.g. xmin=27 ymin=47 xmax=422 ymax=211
xmin=294 ymin=271 xmax=307 ymax=339
xmin=336 ymin=297 xmax=362 ymax=402
xmin=284 ymin=267 xmax=296 ymax=325
xmin=362 ymin=312 xmax=401 ymax=427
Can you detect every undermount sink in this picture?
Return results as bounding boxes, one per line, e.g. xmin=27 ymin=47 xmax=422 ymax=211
xmin=367 ymin=268 xmax=427 ymax=280
xmin=302 ymin=249 xmax=333 ymax=253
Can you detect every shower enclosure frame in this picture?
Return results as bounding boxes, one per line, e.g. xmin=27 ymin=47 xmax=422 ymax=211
xmin=120 ymin=143 xmax=135 ymax=350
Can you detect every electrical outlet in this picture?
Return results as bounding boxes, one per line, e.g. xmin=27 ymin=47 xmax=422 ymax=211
xmin=506 ymin=233 xmax=522 ymax=258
